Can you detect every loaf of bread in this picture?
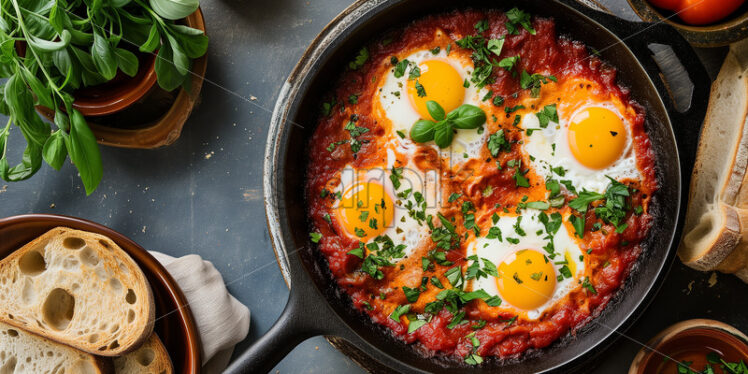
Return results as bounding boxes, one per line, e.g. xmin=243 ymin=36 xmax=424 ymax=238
xmin=678 ymin=38 xmax=748 ymax=281
xmin=0 ymin=320 xmax=111 ymax=373
xmin=0 ymin=227 xmax=155 ymax=356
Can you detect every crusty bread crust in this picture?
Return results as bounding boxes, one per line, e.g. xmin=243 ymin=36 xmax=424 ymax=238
xmin=114 ymin=334 xmax=173 ymax=374
xmin=679 ymin=38 xmax=748 ymax=281
xmin=681 ymin=203 xmax=741 ymax=270
xmin=0 ymin=227 xmax=155 ymax=356
xmin=0 ymin=320 xmax=113 ymax=373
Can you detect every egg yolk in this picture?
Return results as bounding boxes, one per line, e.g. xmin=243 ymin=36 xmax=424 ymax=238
xmin=336 ymin=182 xmax=394 ymax=242
xmin=567 ymin=106 xmax=627 ymax=169
xmin=497 ymin=249 xmax=556 ymax=310
xmin=406 ymin=60 xmax=465 ymax=120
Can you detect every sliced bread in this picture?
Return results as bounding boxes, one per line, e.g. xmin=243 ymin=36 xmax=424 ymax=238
xmin=679 ymin=38 xmax=748 ymax=278
xmin=0 ymin=227 xmax=155 ymax=356
xmin=114 ymin=334 xmax=173 ymax=374
xmin=0 ymin=320 xmax=112 ymax=373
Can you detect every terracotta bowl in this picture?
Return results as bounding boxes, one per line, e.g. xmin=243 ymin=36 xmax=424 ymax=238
xmin=627 ymin=0 xmax=748 ymax=47
xmin=38 ymin=8 xmax=208 ymax=149
xmin=629 ymin=319 xmax=748 ymax=374
xmin=72 ymin=51 xmax=159 ymax=116
xmin=0 ymin=214 xmax=202 ymax=373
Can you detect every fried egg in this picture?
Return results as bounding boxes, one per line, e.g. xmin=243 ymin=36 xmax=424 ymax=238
xmin=333 ymin=156 xmax=441 ymax=259
xmin=377 ymin=46 xmax=489 ymax=165
xmin=467 ymin=211 xmax=585 ymax=320
xmin=523 ymin=80 xmax=641 ymax=194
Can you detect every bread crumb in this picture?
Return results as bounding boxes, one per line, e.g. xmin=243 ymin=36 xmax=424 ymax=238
xmin=49 ymin=203 xmax=55 ymax=208
xmin=685 ymin=280 xmax=694 ymax=295
xmin=205 ymin=151 xmax=215 ymax=159
xmin=315 ymin=346 xmax=319 ymax=350
xmin=0 ymin=185 xmax=6 ymax=193
xmin=708 ymin=272 xmax=718 ymax=287
xmin=250 ymin=95 xmax=257 ymax=101
xmin=142 ymin=226 xmax=147 ymax=233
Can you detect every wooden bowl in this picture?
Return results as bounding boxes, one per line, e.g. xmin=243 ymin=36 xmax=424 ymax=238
xmin=627 ymin=0 xmax=748 ymax=47
xmin=629 ymin=319 xmax=748 ymax=374
xmin=0 ymin=214 xmax=202 ymax=373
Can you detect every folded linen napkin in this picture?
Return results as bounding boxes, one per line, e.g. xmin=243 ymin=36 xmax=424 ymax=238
xmin=150 ymin=252 xmax=250 ymax=373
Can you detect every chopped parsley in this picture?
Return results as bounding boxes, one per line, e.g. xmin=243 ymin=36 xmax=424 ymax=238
xmin=506 ymin=7 xmax=536 ymax=35
xmin=393 ymin=59 xmax=409 ymax=78
xmin=414 ymin=80 xmax=427 ymax=97
xmin=519 ymin=70 xmax=557 ymax=97
xmin=582 ymin=276 xmax=597 ymax=294
xmin=348 ymin=47 xmax=369 ymax=70
xmin=389 ymin=304 xmax=411 ymax=321
xmin=536 ymin=104 xmax=558 ymax=128
xmin=487 ymin=129 xmax=510 ymax=157
xmin=309 ymin=232 xmax=322 ymax=243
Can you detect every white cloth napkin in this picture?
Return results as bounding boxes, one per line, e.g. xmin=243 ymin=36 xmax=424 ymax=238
xmin=149 ymin=252 xmax=250 ymax=373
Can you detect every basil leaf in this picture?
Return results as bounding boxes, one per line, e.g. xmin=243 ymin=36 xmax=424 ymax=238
xmin=20 ymin=68 xmax=53 ymax=109
xmin=165 ymin=33 xmax=189 ymax=75
xmin=426 ymin=100 xmax=445 ymax=121
xmin=48 ymin=5 xmax=67 ymax=33
xmin=0 ymin=141 xmax=42 ymax=181
xmin=410 ymin=119 xmax=435 ymax=143
xmin=451 ymin=104 xmax=486 ymax=129
xmin=91 ymin=31 xmax=117 ymax=80
xmin=114 ymin=48 xmax=139 ymax=77
xmin=5 ymin=75 xmax=49 ymax=146
xmin=42 ymin=130 xmax=67 ymax=170
xmin=154 ymin=44 xmax=183 ymax=91
xmin=52 ymin=49 xmax=80 ymax=89
xmin=140 ymin=23 xmax=160 ymax=53
xmin=149 ymin=0 xmax=199 ymax=20
xmin=27 ymin=29 xmax=71 ymax=52
xmin=168 ymin=24 xmax=208 ymax=58
xmin=67 ymin=109 xmax=102 ymax=195
xmin=53 ymin=109 xmax=70 ymax=132
xmin=110 ymin=0 xmax=132 ymax=7
xmin=433 ymin=120 xmax=453 ymax=148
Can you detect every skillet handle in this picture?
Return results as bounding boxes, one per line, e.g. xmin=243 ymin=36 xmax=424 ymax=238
xmin=223 ymin=249 xmax=347 ymax=374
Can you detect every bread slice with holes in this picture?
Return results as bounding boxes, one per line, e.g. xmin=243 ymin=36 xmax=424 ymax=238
xmin=114 ymin=334 xmax=173 ymax=374
xmin=0 ymin=320 xmax=112 ymax=373
xmin=678 ymin=38 xmax=748 ymax=281
xmin=0 ymin=227 xmax=155 ymax=356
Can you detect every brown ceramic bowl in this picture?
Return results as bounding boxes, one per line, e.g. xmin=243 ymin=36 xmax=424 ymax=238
xmin=0 ymin=214 xmax=202 ymax=373
xmin=38 ymin=8 xmax=208 ymax=149
xmin=85 ymin=8 xmax=209 ymax=149
xmin=72 ymin=52 xmax=159 ymax=116
xmin=629 ymin=319 xmax=748 ymax=374
xmin=627 ymin=0 xmax=748 ymax=47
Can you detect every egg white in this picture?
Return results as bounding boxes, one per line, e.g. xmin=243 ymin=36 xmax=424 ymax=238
xmin=334 ymin=159 xmax=441 ymax=259
xmin=466 ymin=211 xmax=585 ymax=320
xmin=378 ymin=49 xmax=490 ymax=166
xmin=523 ymin=102 xmax=641 ymax=194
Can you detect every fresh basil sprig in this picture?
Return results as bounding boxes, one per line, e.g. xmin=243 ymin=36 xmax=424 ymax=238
xmin=409 ymin=101 xmax=486 ymax=148
xmin=0 ymin=0 xmax=208 ymax=193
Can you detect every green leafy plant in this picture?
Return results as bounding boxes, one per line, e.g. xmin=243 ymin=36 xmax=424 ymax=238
xmin=0 ymin=0 xmax=208 ymax=194
xmin=409 ymin=100 xmax=486 ymax=148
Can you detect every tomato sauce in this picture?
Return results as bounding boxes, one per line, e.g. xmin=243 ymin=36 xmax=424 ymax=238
xmin=305 ymin=9 xmax=657 ymax=361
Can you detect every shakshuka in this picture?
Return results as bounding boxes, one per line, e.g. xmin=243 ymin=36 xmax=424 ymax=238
xmin=305 ymin=8 xmax=657 ymax=363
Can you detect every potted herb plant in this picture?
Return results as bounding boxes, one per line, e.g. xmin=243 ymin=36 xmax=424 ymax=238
xmin=0 ymin=0 xmax=208 ymax=194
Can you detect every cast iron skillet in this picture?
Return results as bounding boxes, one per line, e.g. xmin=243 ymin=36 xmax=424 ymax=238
xmin=226 ymin=0 xmax=710 ymax=372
